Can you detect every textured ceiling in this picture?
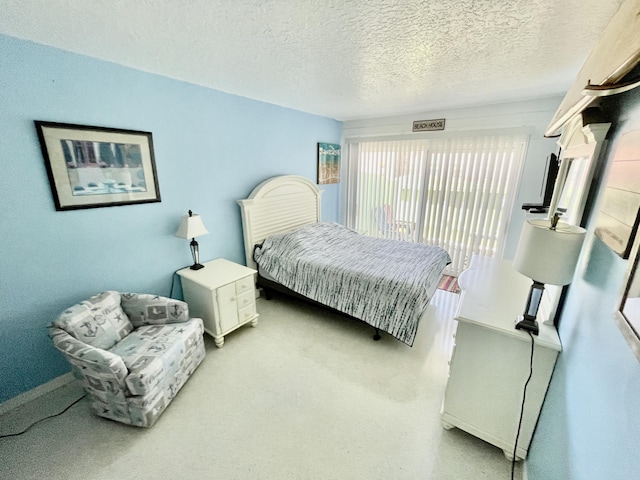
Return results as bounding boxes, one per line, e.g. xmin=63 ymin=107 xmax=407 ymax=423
xmin=0 ymin=0 xmax=626 ymax=120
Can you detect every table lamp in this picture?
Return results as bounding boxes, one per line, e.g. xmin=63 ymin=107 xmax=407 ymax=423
xmin=175 ymin=210 xmax=209 ymax=270
xmin=512 ymin=214 xmax=586 ymax=335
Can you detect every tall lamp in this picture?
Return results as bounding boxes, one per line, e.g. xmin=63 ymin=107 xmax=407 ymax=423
xmin=175 ymin=210 xmax=209 ymax=270
xmin=512 ymin=214 xmax=586 ymax=335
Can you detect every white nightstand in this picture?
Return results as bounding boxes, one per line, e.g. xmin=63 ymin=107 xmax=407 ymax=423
xmin=440 ymin=254 xmax=561 ymax=460
xmin=177 ymin=258 xmax=259 ymax=347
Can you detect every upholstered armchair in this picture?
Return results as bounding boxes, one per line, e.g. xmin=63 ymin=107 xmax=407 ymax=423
xmin=49 ymin=291 xmax=206 ymax=427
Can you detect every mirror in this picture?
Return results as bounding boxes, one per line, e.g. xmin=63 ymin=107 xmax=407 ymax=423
xmin=610 ymin=129 xmax=640 ymax=362
xmin=554 ymin=155 xmax=591 ymax=224
xmin=622 ymin=260 xmax=640 ymax=334
xmin=616 ymin=249 xmax=640 ymax=361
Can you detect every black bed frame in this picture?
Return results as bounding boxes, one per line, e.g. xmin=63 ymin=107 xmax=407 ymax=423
xmin=257 ymin=273 xmax=382 ymax=341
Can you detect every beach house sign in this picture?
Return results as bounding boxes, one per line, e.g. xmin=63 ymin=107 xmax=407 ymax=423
xmin=412 ymin=118 xmax=446 ymax=132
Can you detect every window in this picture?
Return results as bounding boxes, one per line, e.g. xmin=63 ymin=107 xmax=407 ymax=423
xmin=344 ymin=133 xmax=527 ymax=275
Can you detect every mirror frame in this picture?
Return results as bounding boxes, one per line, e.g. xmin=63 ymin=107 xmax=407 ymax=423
xmin=539 ymin=117 xmax=611 ymax=325
xmin=615 ymin=236 xmax=640 ymax=362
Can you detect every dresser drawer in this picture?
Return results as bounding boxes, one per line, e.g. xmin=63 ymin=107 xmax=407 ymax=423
xmin=236 ymin=289 xmax=255 ymax=311
xmin=235 ymin=276 xmax=254 ymax=296
xmin=238 ymin=301 xmax=257 ymax=324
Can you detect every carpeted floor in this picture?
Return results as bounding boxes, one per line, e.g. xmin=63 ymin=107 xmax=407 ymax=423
xmin=0 ymin=291 xmax=521 ymax=480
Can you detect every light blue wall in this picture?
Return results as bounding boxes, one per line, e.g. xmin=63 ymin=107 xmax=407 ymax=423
xmin=6 ymin=32 xmax=638 ymax=478
xmin=0 ymin=34 xmax=342 ymax=403
xmin=528 ymin=89 xmax=640 ymax=479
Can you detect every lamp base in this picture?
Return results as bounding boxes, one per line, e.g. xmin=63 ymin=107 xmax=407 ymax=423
xmin=515 ymin=315 xmax=539 ymax=335
xmin=190 ymin=263 xmax=205 ymax=270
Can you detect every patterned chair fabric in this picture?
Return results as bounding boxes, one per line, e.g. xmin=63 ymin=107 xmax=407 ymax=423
xmin=50 ymin=291 xmax=206 ymax=427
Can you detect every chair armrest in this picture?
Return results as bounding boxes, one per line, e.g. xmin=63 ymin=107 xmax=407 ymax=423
xmin=49 ymin=327 xmax=129 ymax=385
xmin=120 ymin=293 xmax=190 ymax=327
xmin=122 ymin=356 xmax=165 ymax=396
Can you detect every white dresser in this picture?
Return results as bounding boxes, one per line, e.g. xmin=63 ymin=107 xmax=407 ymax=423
xmin=177 ymin=258 xmax=259 ymax=347
xmin=441 ymin=254 xmax=561 ymax=460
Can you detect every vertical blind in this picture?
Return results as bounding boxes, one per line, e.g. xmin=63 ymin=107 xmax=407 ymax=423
xmin=344 ymin=134 xmax=527 ymax=275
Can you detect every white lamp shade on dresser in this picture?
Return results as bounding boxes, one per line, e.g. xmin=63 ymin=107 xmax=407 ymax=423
xmin=175 ymin=212 xmax=208 ymax=239
xmin=513 ymin=219 xmax=586 ymax=286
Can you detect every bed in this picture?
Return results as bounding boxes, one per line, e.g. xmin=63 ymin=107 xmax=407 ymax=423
xmin=237 ymin=175 xmax=451 ymax=346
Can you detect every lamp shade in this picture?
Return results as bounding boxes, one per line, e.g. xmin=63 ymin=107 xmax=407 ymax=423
xmin=175 ymin=212 xmax=208 ymax=239
xmin=513 ymin=219 xmax=586 ymax=285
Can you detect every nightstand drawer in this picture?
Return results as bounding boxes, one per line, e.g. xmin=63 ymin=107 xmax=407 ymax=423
xmin=235 ymin=276 xmax=254 ymax=296
xmin=237 ymin=289 xmax=255 ymax=310
xmin=238 ymin=301 xmax=257 ymax=323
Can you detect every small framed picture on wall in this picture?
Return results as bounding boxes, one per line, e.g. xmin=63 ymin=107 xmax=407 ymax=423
xmin=317 ymin=143 xmax=341 ymax=185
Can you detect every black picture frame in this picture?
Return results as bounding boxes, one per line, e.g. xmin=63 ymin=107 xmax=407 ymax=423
xmin=35 ymin=121 xmax=161 ymax=211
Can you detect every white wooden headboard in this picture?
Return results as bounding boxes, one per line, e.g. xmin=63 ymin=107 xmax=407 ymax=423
xmin=237 ymin=175 xmax=322 ymax=269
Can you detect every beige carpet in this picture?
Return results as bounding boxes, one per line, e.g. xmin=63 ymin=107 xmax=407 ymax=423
xmin=0 ymin=290 xmax=521 ymax=480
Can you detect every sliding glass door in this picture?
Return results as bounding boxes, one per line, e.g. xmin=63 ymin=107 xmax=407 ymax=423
xmin=344 ymin=133 xmax=527 ymax=275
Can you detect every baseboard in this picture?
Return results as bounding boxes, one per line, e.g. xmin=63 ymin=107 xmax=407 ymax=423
xmin=0 ymin=372 xmax=74 ymax=416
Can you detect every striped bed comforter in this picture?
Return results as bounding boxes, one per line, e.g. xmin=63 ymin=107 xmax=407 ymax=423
xmin=253 ymin=222 xmax=451 ymax=346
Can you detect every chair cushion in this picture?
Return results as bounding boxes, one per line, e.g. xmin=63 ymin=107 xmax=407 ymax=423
xmin=120 ymin=293 xmax=190 ymax=327
xmin=108 ymin=319 xmax=204 ymax=396
xmin=51 ymin=291 xmax=133 ymax=350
